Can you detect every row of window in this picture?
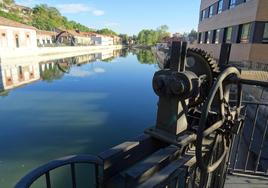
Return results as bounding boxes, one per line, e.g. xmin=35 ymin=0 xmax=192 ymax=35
xmin=200 ymin=0 xmax=249 ymax=21
xmin=198 ymin=22 xmax=268 ymax=44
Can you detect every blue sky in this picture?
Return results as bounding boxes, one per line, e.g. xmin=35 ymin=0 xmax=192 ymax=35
xmin=16 ymin=0 xmax=200 ymax=35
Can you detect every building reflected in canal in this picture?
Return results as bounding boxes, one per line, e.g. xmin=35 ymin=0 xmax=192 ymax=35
xmin=0 ymin=49 xmax=124 ymax=95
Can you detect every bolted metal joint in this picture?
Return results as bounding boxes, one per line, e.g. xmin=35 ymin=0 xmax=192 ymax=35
xmin=152 ymin=69 xmax=200 ymax=100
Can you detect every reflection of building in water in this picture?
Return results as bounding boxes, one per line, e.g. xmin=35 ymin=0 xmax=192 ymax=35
xmin=0 ymin=61 xmax=40 ymax=90
xmin=75 ymin=54 xmax=97 ymax=65
xmin=98 ymin=49 xmax=115 ymax=60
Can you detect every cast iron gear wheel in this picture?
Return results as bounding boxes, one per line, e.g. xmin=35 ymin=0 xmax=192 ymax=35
xmin=186 ymin=48 xmax=220 ymax=107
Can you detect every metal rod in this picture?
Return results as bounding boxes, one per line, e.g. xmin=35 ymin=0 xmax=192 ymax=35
xmin=45 ymin=172 xmax=51 ymax=188
xmin=71 ymin=163 xmax=76 ymax=188
xmin=95 ymin=164 xmax=99 ymax=188
xmin=254 ymin=117 xmax=268 ymax=172
xmin=180 ymin=42 xmax=187 ymax=72
xmin=245 ymin=105 xmax=260 ymax=171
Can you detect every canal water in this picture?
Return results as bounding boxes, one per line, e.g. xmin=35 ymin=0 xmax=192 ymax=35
xmin=0 ymin=49 xmax=159 ymax=187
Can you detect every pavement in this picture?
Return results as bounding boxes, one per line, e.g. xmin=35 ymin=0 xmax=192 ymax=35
xmin=225 ymin=175 xmax=268 ymax=188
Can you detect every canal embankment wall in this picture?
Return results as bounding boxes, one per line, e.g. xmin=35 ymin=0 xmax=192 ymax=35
xmin=0 ymin=45 xmax=123 ymax=62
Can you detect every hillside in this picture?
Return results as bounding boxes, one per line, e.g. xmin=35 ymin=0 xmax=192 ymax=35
xmin=0 ymin=1 xmax=118 ymax=35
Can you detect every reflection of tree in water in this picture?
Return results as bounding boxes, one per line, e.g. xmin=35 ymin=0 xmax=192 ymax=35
xmin=136 ymin=50 xmax=156 ymax=64
xmin=40 ymin=63 xmax=65 ymax=82
xmin=0 ymin=90 xmax=9 ymax=97
xmin=119 ymin=49 xmax=129 ymax=58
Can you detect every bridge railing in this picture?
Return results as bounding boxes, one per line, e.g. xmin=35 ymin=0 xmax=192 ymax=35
xmin=228 ymin=86 xmax=268 ymax=178
xmin=15 ymin=155 xmax=103 ymax=188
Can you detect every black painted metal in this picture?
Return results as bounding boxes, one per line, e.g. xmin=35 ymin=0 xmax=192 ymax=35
xmin=218 ymin=43 xmax=232 ymax=71
xmin=15 ymin=155 xmax=103 ymax=188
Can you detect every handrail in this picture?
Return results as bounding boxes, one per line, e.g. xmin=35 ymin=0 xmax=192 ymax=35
xmin=15 ymin=154 xmax=103 ymax=188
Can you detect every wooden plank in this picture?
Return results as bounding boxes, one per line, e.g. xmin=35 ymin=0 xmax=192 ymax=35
xmin=125 ymin=146 xmax=178 ymax=187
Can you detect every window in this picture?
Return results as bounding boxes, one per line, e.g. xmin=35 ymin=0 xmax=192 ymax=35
xmin=2 ymin=33 xmax=5 ymax=37
xmin=201 ymin=10 xmax=206 ymax=20
xmin=224 ymin=27 xmax=232 ymax=43
xmin=239 ymin=23 xmax=251 ymax=43
xmin=198 ymin=33 xmax=202 ymax=43
xmin=209 ymin=5 xmax=214 ymax=18
xmin=213 ymin=29 xmax=220 ymax=44
xmin=229 ymin=0 xmax=236 ymax=9
xmin=26 ymin=34 xmax=30 ymax=38
xmin=205 ymin=31 xmax=211 ymax=44
xmin=218 ymin=0 xmax=223 ymax=14
xmin=15 ymin=34 xmax=19 ymax=48
xmin=263 ymin=23 xmax=268 ymax=43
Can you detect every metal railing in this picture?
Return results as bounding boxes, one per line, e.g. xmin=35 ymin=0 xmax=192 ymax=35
xmin=228 ymin=87 xmax=268 ymax=178
xmin=15 ymin=155 xmax=103 ymax=188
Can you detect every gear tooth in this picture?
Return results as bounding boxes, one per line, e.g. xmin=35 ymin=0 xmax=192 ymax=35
xmin=186 ymin=47 xmax=220 ymax=107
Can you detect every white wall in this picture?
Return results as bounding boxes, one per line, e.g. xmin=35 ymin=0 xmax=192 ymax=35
xmin=0 ymin=25 xmax=37 ymax=49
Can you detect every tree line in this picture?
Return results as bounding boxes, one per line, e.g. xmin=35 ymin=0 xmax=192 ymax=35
xmin=0 ymin=2 xmax=118 ymax=35
xmin=137 ymin=25 xmax=170 ymax=46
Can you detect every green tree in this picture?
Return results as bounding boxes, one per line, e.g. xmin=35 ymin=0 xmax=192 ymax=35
xmin=0 ymin=10 xmax=22 ymax=22
xmin=3 ymin=0 xmax=14 ymax=5
xmin=137 ymin=25 xmax=170 ymax=46
xmin=188 ymin=29 xmax=198 ymax=43
xmin=97 ymin=28 xmax=117 ymax=36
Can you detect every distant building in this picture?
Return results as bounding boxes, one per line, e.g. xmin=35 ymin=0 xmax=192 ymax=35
xmin=0 ymin=16 xmax=37 ymax=49
xmin=112 ymin=35 xmax=122 ymax=45
xmin=196 ymin=0 xmax=268 ymax=64
xmin=36 ymin=30 xmax=56 ymax=46
xmin=91 ymin=33 xmax=114 ymax=46
xmin=55 ymin=29 xmax=92 ymax=46
xmin=68 ymin=30 xmax=92 ymax=45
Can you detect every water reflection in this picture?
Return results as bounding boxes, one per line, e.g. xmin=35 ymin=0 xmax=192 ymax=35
xmin=0 ymin=48 xmax=158 ymax=188
xmin=0 ymin=50 xmax=123 ymax=96
xmin=134 ymin=49 xmax=157 ymax=64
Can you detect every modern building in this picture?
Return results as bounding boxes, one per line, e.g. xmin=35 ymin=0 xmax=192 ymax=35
xmin=196 ymin=0 xmax=268 ymax=64
xmin=0 ymin=16 xmax=37 ymax=49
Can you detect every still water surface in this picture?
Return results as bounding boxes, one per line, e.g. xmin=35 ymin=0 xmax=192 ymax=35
xmin=0 ymin=49 xmax=158 ymax=187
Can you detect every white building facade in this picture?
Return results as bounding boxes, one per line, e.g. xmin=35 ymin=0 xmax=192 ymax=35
xmin=0 ymin=17 xmax=37 ymax=50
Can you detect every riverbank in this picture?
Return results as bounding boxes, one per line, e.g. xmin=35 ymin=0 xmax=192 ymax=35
xmin=0 ymin=45 xmax=123 ymax=61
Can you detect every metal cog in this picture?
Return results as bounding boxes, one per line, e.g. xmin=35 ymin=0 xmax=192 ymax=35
xmin=186 ymin=48 xmax=220 ymax=107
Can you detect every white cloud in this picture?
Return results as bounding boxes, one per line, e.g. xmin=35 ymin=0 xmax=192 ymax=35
xmin=56 ymin=4 xmax=104 ymax=16
xmin=93 ymin=67 xmax=106 ymax=73
xmin=69 ymin=67 xmax=105 ymax=78
xmin=92 ymin=10 xmax=105 ymax=16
